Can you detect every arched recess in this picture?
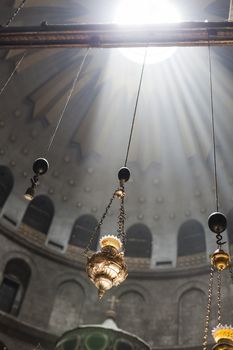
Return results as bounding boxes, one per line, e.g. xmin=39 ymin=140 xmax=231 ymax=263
xmin=69 ymin=215 xmax=99 ymax=251
xmin=178 ymin=288 xmax=206 ymax=345
xmin=114 ymin=340 xmax=133 ymax=350
xmin=22 ymin=195 xmax=54 ymax=234
xmin=49 ymin=280 xmax=85 ymax=333
xmin=177 ymin=220 xmax=206 ymax=266
xmin=0 ymin=341 xmax=8 ymax=350
xmin=0 ymin=258 xmax=31 ymax=316
xmin=0 ymin=166 xmax=14 ymax=208
xmin=125 ymin=224 xmax=152 ymax=258
xmin=117 ymin=291 xmax=145 ymax=337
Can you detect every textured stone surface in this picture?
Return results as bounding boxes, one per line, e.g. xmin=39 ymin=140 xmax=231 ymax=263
xmin=0 ymin=224 xmax=232 ymax=350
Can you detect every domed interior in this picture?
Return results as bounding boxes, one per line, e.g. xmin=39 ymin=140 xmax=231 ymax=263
xmin=0 ymin=1 xmax=232 ymax=349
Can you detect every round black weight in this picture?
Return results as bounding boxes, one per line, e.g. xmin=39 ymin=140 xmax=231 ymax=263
xmin=208 ymin=212 xmax=227 ymax=233
xmin=118 ymin=167 xmax=130 ymax=182
xmin=33 ymin=158 xmax=49 ymax=175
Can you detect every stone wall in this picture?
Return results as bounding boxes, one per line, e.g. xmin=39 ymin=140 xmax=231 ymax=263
xmin=0 ymin=224 xmax=232 ymax=350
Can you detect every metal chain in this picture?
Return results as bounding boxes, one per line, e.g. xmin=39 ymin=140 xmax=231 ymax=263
xmin=203 ymin=265 xmax=214 ymax=350
xmin=1 ymin=0 xmax=27 ymax=28
xmin=0 ymin=52 xmax=26 ymax=97
xmin=83 ymin=191 xmax=116 ymax=257
xmin=117 ymin=185 xmax=126 ymax=251
xmin=215 ymin=233 xmax=226 ymax=248
xmin=217 ymin=269 xmax=222 ymax=325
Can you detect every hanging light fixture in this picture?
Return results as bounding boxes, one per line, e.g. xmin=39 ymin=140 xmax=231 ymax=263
xmin=0 ymin=48 xmax=29 ymax=199
xmin=203 ymin=224 xmax=233 ymax=350
xmin=24 ymin=48 xmax=90 ymax=200
xmin=212 ymin=324 xmax=233 ymax=350
xmin=85 ymin=49 xmax=147 ymax=299
xmin=203 ymin=36 xmax=233 ymax=350
xmin=0 ymin=1 xmax=48 ymax=203
xmin=86 ymin=167 xmax=130 ymax=299
xmin=24 ymin=158 xmax=49 ymax=200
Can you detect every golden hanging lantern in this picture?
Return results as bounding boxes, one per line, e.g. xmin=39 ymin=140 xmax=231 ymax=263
xmin=202 ymin=212 xmax=233 ymax=350
xmin=212 ymin=325 xmax=233 ymax=350
xmin=203 ymin=43 xmax=233 ymax=350
xmin=86 ymin=235 xmax=128 ymax=299
xmin=84 ymin=167 xmax=130 ymax=299
xmin=211 ymin=249 xmax=230 ymax=271
xmin=85 ymin=50 xmax=145 ymax=299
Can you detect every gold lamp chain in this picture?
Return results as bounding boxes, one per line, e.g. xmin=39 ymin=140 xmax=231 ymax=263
xmin=203 ymin=265 xmax=214 ymax=350
xmin=83 ymin=192 xmax=116 ymax=257
xmin=217 ymin=269 xmax=222 ymax=325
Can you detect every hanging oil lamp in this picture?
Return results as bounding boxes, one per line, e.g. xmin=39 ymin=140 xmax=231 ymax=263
xmin=86 ymin=49 xmax=147 ymax=299
xmin=202 ymin=40 xmax=233 ymax=350
xmin=24 ymin=49 xmax=90 ymax=201
xmin=86 ymin=167 xmax=130 ymax=299
xmin=212 ymin=324 xmax=233 ymax=350
xmin=24 ymin=49 xmax=90 ymax=200
xmin=24 ymin=158 xmax=49 ymax=200
xmin=202 ymin=212 xmax=233 ymax=350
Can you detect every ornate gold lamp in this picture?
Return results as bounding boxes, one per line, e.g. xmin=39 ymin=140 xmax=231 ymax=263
xmin=212 ymin=325 xmax=233 ymax=350
xmin=203 ymin=41 xmax=233 ymax=350
xmin=85 ymin=167 xmax=130 ymax=299
xmin=87 ymin=235 xmax=128 ymax=299
xmin=85 ymin=50 xmax=147 ymax=299
xmin=202 ymin=212 xmax=233 ymax=350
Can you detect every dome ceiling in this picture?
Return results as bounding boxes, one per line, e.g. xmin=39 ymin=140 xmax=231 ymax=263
xmin=0 ymin=0 xmax=232 ymax=267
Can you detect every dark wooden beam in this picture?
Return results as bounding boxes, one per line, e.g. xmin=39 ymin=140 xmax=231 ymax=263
xmin=0 ymin=22 xmax=233 ymax=49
